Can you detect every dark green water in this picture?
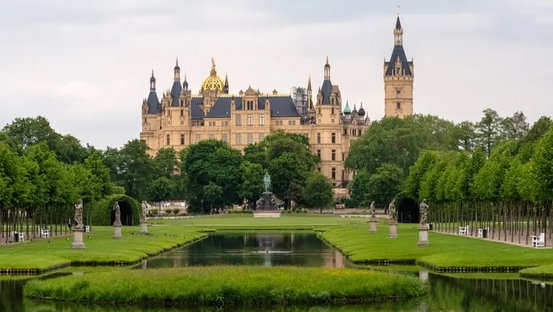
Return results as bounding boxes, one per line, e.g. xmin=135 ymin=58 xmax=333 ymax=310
xmin=2 ymin=232 xmax=553 ymax=311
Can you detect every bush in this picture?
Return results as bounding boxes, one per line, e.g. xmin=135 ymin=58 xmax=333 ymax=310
xmin=90 ymin=194 xmax=140 ymax=226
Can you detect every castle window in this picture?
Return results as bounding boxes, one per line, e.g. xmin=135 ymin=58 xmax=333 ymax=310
xmin=396 ymin=90 xmax=401 ymax=98
xmin=247 ymin=133 xmax=253 ymax=144
xmin=236 ymin=133 xmax=242 ymax=144
xmin=331 ymin=133 xmax=336 ymax=144
xmin=180 ymin=134 xmax=185 ymax=145
xmin=259 ymin=114 xmax=265 ymax=126
xmin=331 ymin=168 xmax=336 ymax=180
xmin=236 ymin=115 xmax=242 ymax=126
xmin=259 ymin=133 xmax=265 ymax=141
xmin=180 ymin=109 xmax=184 ymax=116
xmin=247 ymin=115 xmax=253 ymax=126
xmin=359 ymin=129 xmax=362 ymax=136
xmin=352 ymin=129 xmax=356 ymax=136
xmin=396 ymin=102 xmax=401 ymax=109
xmin=223 ymin=121 xmax=229 ymax=127
xmin=331 ymin=149 xmax=336 ymax=161
xmin=222 ymin=133 xmax=228 ymax=142
xmin=317 ymin=149 xmax=321 ymax=159
xmin=195 ymin=134 xmax=201 ymax=143
xmin=317 ymin=133 xmax=321 ymax=144
xmin=331 ymin=108 xmax=335 ymax=115
xmin=344 ymin=128 xmax=347 ymax=135
xmin=166 ymin=134 xmax=170 ymax=146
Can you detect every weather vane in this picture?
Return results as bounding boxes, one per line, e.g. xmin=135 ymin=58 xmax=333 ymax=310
xmin=397 ymin=5 xmax=401 ymax=16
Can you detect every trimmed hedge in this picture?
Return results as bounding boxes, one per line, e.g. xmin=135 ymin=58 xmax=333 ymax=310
xmin=90 ymin=194 xmax=140 ymax=226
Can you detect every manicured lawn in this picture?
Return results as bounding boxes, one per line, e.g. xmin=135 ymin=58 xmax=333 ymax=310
xmin=24 ymin=266 xmax=427 ymax=308
xmin=519 ymin=264 xmax=553 ymax=280
xmin=0 ymin=225 xmax=205 ymax=271
xmin=320 ymin=222 xmax=553 ymax=270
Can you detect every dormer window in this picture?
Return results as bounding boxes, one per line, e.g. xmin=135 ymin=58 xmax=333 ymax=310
xmin=396 ymin=90 xmax=401 ymax=98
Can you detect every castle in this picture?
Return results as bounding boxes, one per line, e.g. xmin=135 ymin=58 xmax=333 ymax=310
xmin=140 ymin=15 xmax=413 ymax=187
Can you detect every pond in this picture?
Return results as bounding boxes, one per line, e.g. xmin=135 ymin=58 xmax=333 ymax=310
xmin=2 ymin=232 xmax=553 ymax=311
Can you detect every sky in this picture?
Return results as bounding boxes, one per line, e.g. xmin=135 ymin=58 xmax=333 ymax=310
xmin=1 ymin=0 xmax=552 ymax=149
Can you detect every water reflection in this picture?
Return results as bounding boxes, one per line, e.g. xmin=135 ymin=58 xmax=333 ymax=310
xmin=141 ymin=232 xmax=346 ymax=268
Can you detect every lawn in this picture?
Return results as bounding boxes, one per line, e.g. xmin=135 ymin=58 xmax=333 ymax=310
xmin=24 ymin=266 xmax=427 ymax=308
xmin=320 ymin=222 xmax=553 ymax=270
xmin=0 ymin=224 xmax=205 ymax=271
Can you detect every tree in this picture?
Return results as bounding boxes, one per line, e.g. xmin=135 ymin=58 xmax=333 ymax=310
xmin=304 ymin=172 xmax=334 ymax=213
xmin=404 ymin=151 xmax=437 ymax=200
xmin=111 ymin=140 xmax=154 ymax=200
xmin=153 ymin=148 xmax=178 ymax=178
xmin=239 ymin=161 xmax=265 ymax=209
xmin=455 ymin=121 xmax=476 ymax=151
xmin=533 ymin=126 xmax=553 ymax=201
xmin=348 ymin=170 xmax=371 ymax=208
xmin=475 ymin=108 xmax=503 ymax=158
xmin=183 ymin=140 xmax=242 ymax=213
xmin=366 ymin=164 xmax=403 ymax=207
xmin=501 ymin=111 xmax=529 ymax=141
xmin=203 ymin=182 xmax=223 ymax=213
xmin=148 ymin=177 xmax=176 ymax=202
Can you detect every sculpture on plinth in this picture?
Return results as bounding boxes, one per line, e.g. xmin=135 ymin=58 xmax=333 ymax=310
xmin=112 ymin=201 xmax=122 ymax=239
xmin=368 ymin=201 xmax=377 ymax=233
xmin=140 ymin=201 xmax=149 ymax=234
xmin=254 ymin=172 xmax=280 ymax=217
xmin=417 ymin=199 xmax=430 ymax=246
xmin=71 ymin=199 xmax=86 ymax=249
xmin=388 ymin=199 xmax=398 ymax=238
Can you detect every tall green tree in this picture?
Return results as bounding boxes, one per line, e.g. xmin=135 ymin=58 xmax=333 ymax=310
xmin=304 ymin=172 xmax=334 ymax=213
xmin=475 ymin=108 xmax=503 ymax=158
xmin=239 ymin=161 xmax=265 ymax=209
xmin=366 ymin=164 xmax=403 ymax=207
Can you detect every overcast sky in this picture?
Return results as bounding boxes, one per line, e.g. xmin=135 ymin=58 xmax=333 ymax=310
xmin=1 ymin=0 xmax=552 ymax=149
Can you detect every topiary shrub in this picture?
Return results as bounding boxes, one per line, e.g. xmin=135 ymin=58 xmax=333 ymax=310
xmin=90 ymin=194 xmax=140 ymax=226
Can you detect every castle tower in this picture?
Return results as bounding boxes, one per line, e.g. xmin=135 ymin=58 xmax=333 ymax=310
xmin=170 ymin=59 xmax=182 ymax=107
xmin=384 ymin=14 xmax=414 ymax=118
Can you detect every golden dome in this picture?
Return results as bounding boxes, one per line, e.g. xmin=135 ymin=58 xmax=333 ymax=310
xmin=201 ymin=58 xmax=224 ymax=93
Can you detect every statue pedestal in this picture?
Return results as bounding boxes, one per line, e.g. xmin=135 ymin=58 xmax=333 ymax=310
xmin=388 ymin=221 xmax=397 ymax=238
xmin=140 ymin=222 xmax=148 ymax=234
xmin=417 ymin=225 xmax=429 ymax=246
xmin=113 ymin=226 xmax=122 ymax=239
xmin=369 ymin=217 xmax=377 ymax=233
xmin=71 ymin=230 xmax=86 ymax=249
xmin=254 ymin=191 xmax=280 ymax=218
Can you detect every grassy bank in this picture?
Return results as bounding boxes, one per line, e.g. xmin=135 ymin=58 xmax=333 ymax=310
xmin=24 ymin=266 xmax=427 ymax=308
xmin=519 ymin=264 xmax=553 ymax=280
xmin=319 ymin=222 xmax=553 ymax=271
xmin=0 ymin=225 xmax=205 ymax=272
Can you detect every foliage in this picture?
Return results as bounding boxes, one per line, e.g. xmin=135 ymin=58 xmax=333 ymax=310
xmin=348 ymin=170 xmax=371 ymax=208
xmin=366 ymin=164 xmax=403 ymax=207
xmin=182 ymin=140 xmax=242 ymax=213
xmin=147 ymin=177 xmax=176 ymax=202
xmin=475 ymin=108 xmax=503 ymax=158
xmin=90 ymin=194 xmax=140 ymax=226
xmin=239 ymin=161 xmax=265 ymax=208
xmin=303 ymin=172 xmax=334 ymax=212
xmin=24 ymin=266 xmax=426 ymax=307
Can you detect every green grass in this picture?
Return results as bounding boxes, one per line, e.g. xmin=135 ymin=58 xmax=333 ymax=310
xmin=320 ymin=222 xmax=553 ymax=270
xmin=0 ymin=225 xmax=205 ymax=271
xmin=24 ymin=266 xmax=427 ymax=308
xmin=519 ymin=264 xmax=553 ymax=280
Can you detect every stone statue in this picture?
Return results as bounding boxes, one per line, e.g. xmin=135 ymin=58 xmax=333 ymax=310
xmin=74 ymin=199 xmax=84 ymax=231
xmin=263 ymin=172 xmax=271 ymax=193
xmin=369 ymin=201 xmax=376 ymax=218
xmin=141 ymin=201 xmax=149 ymax=223
xmin=388 ymin=199 xmax=397 ymax=222
xmin=113 ymin=201 xmax=122 ymax=227
xmin=420 ymin=199 xmax=429 ymax=225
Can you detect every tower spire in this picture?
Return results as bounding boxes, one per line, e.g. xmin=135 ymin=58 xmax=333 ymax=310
xmin=307 ymin=75 xmax=312 ymax=91
xmin=394 ymin=12 xmax=403 ymax=46
xmin=324 ymin=57 xmax=331 ymax=80
xmin=223 ymin=73 xmax=229 ymax=94
xmin=174 ymin=58 xmax=181 ymax=81
xmin=150 ymin=70 xmax=156 ymax=91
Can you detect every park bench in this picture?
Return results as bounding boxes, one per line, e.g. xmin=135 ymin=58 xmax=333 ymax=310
xmin=40 ymin=228 xmax=49 ymax=238
xmin=458 ymin=226 xmax=469 ymax=236
xmin=531 ymin=233 xmax=545 ymax=248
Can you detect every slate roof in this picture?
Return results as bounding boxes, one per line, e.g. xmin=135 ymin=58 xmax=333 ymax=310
xmin=385 ymin=45 xmax=413 ymax=76
xmin=395 ymin=16 xmax=402 ymax=30
xmin=146 ymin=91 xmax=160 ymax=115
xmin=320 ymin=80 xmax=332 ymax=104
xmin=190 ymin=96 xmax=300 ymax=119
xmin=170 ymin=81 xmax=182 ymax=107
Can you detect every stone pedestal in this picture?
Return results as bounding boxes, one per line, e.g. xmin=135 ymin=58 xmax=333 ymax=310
xmin=388 ymin=221 xmax=397 ymax=238
xmin=113 ymin=226 xmax=122 ymax=239
xmin=71 ymin=230 xmax=86 ymax=249
xmin=418 ymin=225 xmax=429 ymax=246
xmin=254 ymin=191 xmax=280 ymax=218
xmin=369 ymin=217 xmax=377 ymax=233
xmin=418 ymin=270 xmax=429 ymax=282
xmin=140 ymin=222 xmax=148 ymax=234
